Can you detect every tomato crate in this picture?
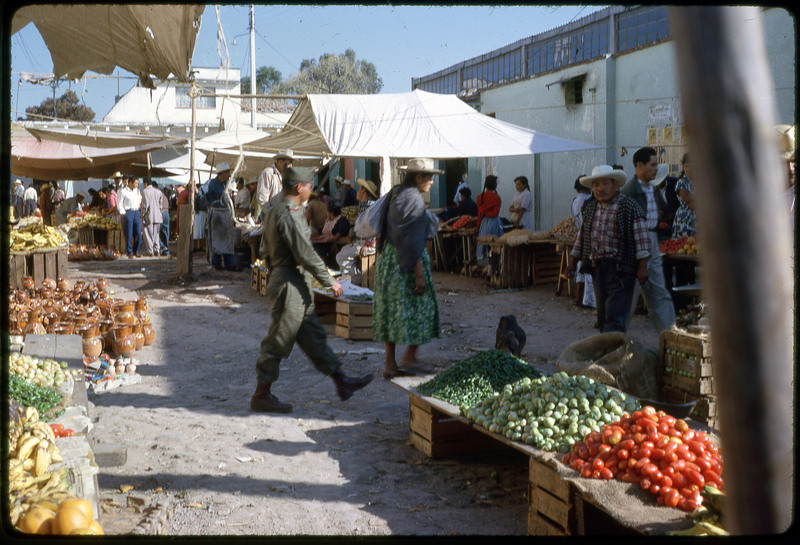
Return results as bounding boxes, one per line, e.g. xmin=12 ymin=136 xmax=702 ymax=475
xmin=658 ymin=329 xmax=714 ymax=396
xmin=334 ymin=300 xmax=373 ymax=340
xmin=408 ymin=393 xmax=499 ymax=458
xmin=528 ymin=457 xmax=574 ymax=535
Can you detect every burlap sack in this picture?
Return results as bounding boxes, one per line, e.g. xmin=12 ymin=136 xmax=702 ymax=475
xmin=556 ymin=332 xmax=659 ymax=400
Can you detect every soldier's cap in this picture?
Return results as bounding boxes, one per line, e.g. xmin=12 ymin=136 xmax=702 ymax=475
xmin=282 ymin=166 xmax=316 ymax=190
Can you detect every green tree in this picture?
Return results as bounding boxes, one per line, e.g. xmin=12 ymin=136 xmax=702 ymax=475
xmin=275 ymin=49 xmax=383 ymax=95
xmin=240 ymin=65 xmax=282 ymax=94
xmin=25 ymin=89 xmax=95 ymax=122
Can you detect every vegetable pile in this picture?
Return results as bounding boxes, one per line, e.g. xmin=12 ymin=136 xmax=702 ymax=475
xmin=8 ymin=353 xmax=77 ymax=389
xmin=464 ymin=371 xmax=639 ymax=453
xmin=659 ymin=236 xmax=699 ymax=255
xmin=560 ymin=405 xmax=724 ymax=511
xmin=417 ymin=349 xmax=541 ymax=413
xmin=8 ymin=375 xmax=65 ymax=422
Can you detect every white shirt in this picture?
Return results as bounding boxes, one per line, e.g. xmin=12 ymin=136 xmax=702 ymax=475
xmin=256 ymin=165 xmax=282 ymax=211
xmin=117 ymin=186 xmax=142 ymax=215
xmin=24 ymin=187 xmax=37 ymax=201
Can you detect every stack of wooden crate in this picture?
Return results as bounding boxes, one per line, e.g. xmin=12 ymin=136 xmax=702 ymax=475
xmin=528 ymin=458 xmax=574 ymax=535
xmin=658 ymin=329 xmax=717 ymax=428
xmin=334 ymin=300 xmax=374 ymax=340
xmin=9 ymin=247 xmax=69 ymax=289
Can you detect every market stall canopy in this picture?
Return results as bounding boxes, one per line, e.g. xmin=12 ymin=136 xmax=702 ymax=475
xmin=11 ymin=136 xmax=186 ymax=181
xmin=202 ymin=149 xmax=324 ymax=181
xmin=11 ymin=5 xmax=204 ymax=87
xmin=237 ymin=89 xmax=602 ymax=159
xmin=25 ymin=126 xmax=181 ymax=148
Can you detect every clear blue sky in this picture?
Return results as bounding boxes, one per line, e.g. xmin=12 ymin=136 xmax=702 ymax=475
xmin=10 ymin=4 xmax=605 ymax=121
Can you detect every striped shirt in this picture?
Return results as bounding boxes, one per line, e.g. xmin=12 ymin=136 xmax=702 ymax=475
xmin=638 ymin=179 xmax=659 ymax=230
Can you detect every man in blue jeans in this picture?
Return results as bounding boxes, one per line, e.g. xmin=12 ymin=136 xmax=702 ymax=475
xmin=117 ymin=176 xmax=143 ymax=258
xmin=566 ymin=165 xmax=651 ymax=332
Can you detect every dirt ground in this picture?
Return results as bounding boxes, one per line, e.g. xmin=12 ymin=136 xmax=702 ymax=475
xmin=71 ymin=251 xmax=660 ymax=536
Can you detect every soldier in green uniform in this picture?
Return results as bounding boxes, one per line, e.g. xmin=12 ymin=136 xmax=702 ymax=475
xmin=251 ymin=166 xmax=374 ymax=413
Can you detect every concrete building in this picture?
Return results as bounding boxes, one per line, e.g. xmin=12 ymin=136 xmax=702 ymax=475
xmin=412 ymin=6 xmax=795 ymax=229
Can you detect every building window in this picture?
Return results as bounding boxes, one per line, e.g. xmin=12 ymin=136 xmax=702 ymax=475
xmin=617 ymin=6 xmax=671 ymax=52
xmin=176 ymin=86 xmax=216 ymax=109
xmin=565 ymin=77 xmax=584 ymax=105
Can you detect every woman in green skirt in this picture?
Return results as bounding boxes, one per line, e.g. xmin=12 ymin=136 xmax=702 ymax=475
xmin=373 ymin=158 xmax=442 ymax=379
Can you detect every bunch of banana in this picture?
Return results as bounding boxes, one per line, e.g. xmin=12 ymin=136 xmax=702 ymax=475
xmin=70 ymin=213 xmax=121 ymax=231
xmin=7 ymin=405 xmax=71 ymax=526
xmin=667 ymin=486 xmax=728 ymax=536
xmin=9 ymin=222 xmax=69 ymax=251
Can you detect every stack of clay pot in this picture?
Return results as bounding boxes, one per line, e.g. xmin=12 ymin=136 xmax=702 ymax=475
xmin=7 ymin=276 xmax=156 ymax=361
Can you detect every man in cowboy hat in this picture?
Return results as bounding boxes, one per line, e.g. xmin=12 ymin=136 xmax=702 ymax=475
xmin=256 ymin=149 xmax=294 ymax=221
xmin=251 ymin=166 xmax=374 ymax=413
xmin=200 ymin=162 xmax=239 ymax=270
xmin=566 ymin=165 xmax=651 ymax=333
xmin=341 ymin=178 xmax=358 ymax=207
xmin=12 ymin=180 xmax=25 ymax=220
xmin=54 ymin=191 xmax=87 ymax=225
xmin=332 ymin=175 xmax=346 ymax=208
xmin=621 ymin=147 xmax=677 ymax=333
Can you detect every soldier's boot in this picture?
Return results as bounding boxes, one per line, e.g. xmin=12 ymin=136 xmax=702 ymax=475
xmin=250 ymin=382 xmax=292 ymax=413
xmin=331 ymin=370 xmax=375 ymax=401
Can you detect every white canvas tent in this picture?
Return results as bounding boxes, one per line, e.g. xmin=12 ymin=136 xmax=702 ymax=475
xmin=236 ymin=89 xmax=602 ymax=159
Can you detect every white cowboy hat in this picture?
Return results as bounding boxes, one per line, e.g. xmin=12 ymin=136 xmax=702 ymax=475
xmin=14 ymin=179 xmax=22 ymax=185
xmin=216 ymin=162 xmax=232 ymax=173
xmin=579 ymin=165 xmax=627 ymax=189
xmin=398 ymin=158 xmax=444 ymax=175
xmin=334 ymin=175 xmax=343 ymax=183
xmin=273 ymin=150 xmax=294 ymax=161
xmin=652 ymin=163 xmax=670 ymax=187
xmin=112 ymin=171 xmax=123 ymax=178
xmin=343 ymin=179 xmax=352 ymax=186
xmin=356 ymin=178 xmax=379 ymax=199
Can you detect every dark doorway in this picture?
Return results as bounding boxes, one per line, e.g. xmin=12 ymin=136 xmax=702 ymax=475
xmin=444 ymin=158 xmax=468 ymax=207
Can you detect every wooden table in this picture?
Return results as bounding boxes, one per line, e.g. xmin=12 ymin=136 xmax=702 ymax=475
xmin=389 ymin=376 xmax=700 ymax=536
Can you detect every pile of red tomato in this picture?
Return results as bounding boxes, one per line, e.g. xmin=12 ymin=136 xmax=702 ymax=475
xmin=49 ymin=423 xmax=75 ymax=438
xmin=659 ymin=236 xmax=688 ymax=254
xmin=561 ymin=406 xmax=723 ymax=511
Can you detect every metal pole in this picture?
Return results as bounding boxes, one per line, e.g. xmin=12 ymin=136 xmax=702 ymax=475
xmin=250 ymin=5 xmax=257 ymax=129
xmin=670 ymin=6 xmax=793 ymax=534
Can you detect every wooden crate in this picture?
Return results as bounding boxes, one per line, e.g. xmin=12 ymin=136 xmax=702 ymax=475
xmin=662 ymin=385 xmax=719 ymax=428
xmin=334 ymin=300 xmax=373 ymax=340
xmin=359 ymin=253 xmax=376 ymax=289
xmin=251 ymin=267 xmax=260 ymax=291
xmin=531 ymin=244 xmax=562 ymax=285
xmin=259 ymin=270 xmax=269 ymax=296
xmin=9 ymin=248 xmax=68 ymax=290
xmin=408 ymin=393 xmax=498 ymax=458
xmin=528 ymin=457 xmax=573 ymax=535
xmin=488 ymin=243 xmax=533 ymax=289
xmin=106 ymin=229 xmax=125 ymax=251
xmin=658 ymin=329 xmax=715 ymax=396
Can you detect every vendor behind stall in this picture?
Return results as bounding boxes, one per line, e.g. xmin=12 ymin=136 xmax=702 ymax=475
xmin=201 ymin=162 xmax=240 ymax=271
xmin=312 ymin=205 xmax=351 ymax=269
xmin=437 ymin=186 xmax=478 ymax=221
xmin=55 ymin=191 xmax=87 ymax=225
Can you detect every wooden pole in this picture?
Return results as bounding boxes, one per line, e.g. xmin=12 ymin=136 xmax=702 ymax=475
xmin=176 ymin=79 xmax=198 ymax=277
xmin=670 ymin=6 xmax=793 ymax=534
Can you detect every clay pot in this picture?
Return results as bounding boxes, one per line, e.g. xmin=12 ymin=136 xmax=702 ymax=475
xmin=111 ymin=325 xmax=136 ymax=358
xmin=15 ymin=290 xmax=29 ymax=304
xmin=132 ymin=324 xmax=145 ymax=351
xmin=134 ymin=297 xmax=149 ymax=324
xmin=23 ymin=308 xmax=47 ymax=337
xmin=53 ymin=322 xmax=75 ymax=335
xmin=57 ymin=277 xmax=71 ymax=292
xmin=23 ymin=276 xmax=35 ymax=290
xmin=141 ymin=321 xmax=156 ymax=346
xmin=39 ymin=288 xmax=54 ymax=300
xmin=114 ymin=301 xmax=137 ymax=325
xmin=80 ymin=325 xmax=103 ymax=360
xmin=16 ymin=310 xmax=30 ymax=332
xmin=97 ymin=319 xmax=115 ymax=351
xmin=96 ymin=277 xmax=108 ymax=293
xmin=42 ymin=277 xmax=57 ymax=290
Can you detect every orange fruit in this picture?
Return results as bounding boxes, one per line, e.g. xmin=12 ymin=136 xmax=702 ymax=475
xmin=18 ymin=506 xmax=55 ymax=534
xmin=57 ymin=497 xmax=93 ymax=522
xmin=52 ymin=507 xmax=90 ymax=535
xmin=88 ymin=520 xmax=104 ymax=535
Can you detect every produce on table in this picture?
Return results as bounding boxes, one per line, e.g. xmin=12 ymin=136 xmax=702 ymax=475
xmin=676 ymin=302 xmax=707 ymax=328
xmin=659 ymin=235 xmax=699 ymax=255
xmin=668 ymin=486 xmax=728 ymax=536
xmin=7 ymin=352 xmax=78 ymax=389
xmin=417 ymin=349 xmax=542 ymax=414
xmin=8 ymin=374 xmax=65 ymax=422
xmin=464 ymin=371 xmax=639 ymax=452
xmin=560 ymin=405 xmax=724 ymax=512
xmin=68 ymin=213 xmax=121 ymax=231
xmin=9 ymin=221 xmax=68 ymax=252
xmin=7 ymin=402 xmax=74 ymax=529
